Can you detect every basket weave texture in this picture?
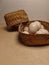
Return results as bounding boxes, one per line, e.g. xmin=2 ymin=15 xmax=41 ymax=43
xmin=4 ymin=10 xmax=29 ymax=27
xmin=19 ymin=20 xmax=49 ymax=46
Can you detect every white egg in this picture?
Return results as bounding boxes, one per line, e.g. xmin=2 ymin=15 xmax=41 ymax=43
xmin=24 ymin=27 xmax=28 ymax=32
xmin=41 ymin=25 xmax=44 ymax=29
xmin=36 ymin=29 xmax=49 ymax=34
xmin=29 ymin=21 xmax=41 ymax=33
xmin=22 ymin=31 xmax=29 ymax=34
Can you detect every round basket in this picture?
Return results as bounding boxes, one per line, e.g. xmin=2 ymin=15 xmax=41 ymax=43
xmin=18 ymin=20 xmax=49 ymax=46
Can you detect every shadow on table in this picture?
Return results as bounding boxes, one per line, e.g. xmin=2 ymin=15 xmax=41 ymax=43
xmin=4 ymin=26 xmax=18 ymax=32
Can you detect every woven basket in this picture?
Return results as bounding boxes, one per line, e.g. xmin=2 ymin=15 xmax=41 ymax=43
xmin=19 ymin=20 xmax=49 ymax=46
xmin=4 ymin=10 xmax=29 ymax=27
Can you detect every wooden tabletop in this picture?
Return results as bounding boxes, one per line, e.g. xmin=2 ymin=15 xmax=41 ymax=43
xmin=0 ymin=24 xmax=49 ymax=65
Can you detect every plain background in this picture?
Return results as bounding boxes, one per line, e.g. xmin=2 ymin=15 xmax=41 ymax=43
xmin=0 ymin=0 xmax=49 ymax=24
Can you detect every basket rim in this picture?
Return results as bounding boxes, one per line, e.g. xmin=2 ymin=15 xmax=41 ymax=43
xmin=19 ymin=20 xmax=49 ymax=35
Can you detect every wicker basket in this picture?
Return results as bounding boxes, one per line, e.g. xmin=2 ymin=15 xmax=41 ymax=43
xmin=4 ymin=10 xmax=29 ymax=27
xmin=19 ymin=20 xmax=49 ymax=46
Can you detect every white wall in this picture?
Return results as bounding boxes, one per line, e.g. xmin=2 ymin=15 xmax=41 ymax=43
xmin=0 ymin=0 xmax=49 ymax=24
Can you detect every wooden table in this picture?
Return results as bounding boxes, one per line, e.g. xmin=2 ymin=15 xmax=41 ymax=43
xmin=0 ymin=24 xmax=49 ymax=65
